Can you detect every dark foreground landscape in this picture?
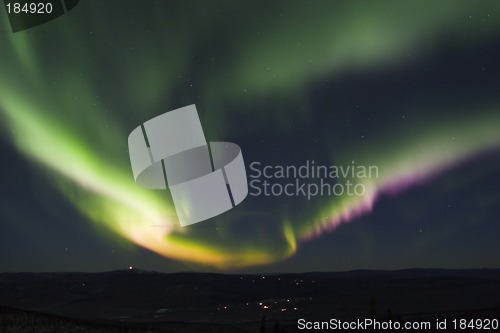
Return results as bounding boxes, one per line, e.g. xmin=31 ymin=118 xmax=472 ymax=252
xmin=0 ymin=269 xmax=499 ymax=332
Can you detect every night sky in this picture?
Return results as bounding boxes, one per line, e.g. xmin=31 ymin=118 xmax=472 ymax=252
xmin=0 ymin=0 xmax=499 ymax=273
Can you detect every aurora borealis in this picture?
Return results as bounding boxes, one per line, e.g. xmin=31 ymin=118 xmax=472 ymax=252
xmin=1 ymin=0 xmax=499 ymax=272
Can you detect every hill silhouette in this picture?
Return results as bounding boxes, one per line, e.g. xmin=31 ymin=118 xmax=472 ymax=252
xmin=0 ymin=268 xmax=499 ymax=332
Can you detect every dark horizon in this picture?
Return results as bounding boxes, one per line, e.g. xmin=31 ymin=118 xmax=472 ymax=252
xmin=1 ymin=268 xmax=499 ymax=332
xmin=2 ymin=266 xmax=500 ymax=275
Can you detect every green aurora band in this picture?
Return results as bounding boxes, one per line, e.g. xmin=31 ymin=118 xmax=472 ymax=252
xmin=1 ymin=1 xmax=500 ymax=269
